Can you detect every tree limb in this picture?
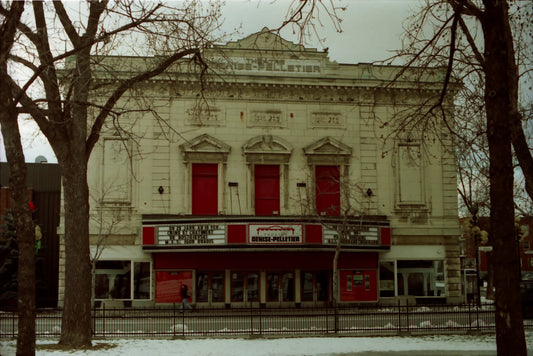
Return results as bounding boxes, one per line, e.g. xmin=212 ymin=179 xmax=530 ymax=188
xmin=85 ymin=48 xmax=202 ymax=159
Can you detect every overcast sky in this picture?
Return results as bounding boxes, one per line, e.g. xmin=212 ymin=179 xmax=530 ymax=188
xmin=219 ymin=0 xmax=419 ymax=64
xmin=1 ymin=0 xmax=420 ymax=163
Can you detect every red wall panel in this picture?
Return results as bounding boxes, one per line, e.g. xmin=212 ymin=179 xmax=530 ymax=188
xmin=142 ymin=226 xmax=155 ymax=245
xmin=305 ymin=224 xmax=323 ymax=243
xmin=227 ymin=224 xmax=247 ymax=244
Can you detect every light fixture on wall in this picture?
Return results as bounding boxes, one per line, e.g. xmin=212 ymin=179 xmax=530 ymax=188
xmin=158 ymin=186 xmax=164 ymax=194
xmin=366 ymin=188 xmax=373 ymax=197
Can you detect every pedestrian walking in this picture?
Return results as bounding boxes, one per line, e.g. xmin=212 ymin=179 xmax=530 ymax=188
xmin=180 ymin=284 xmax=193 ymax=312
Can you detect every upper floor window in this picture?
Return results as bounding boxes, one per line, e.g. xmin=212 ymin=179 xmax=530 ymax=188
xmin=397 ymin=143 xmax=424 ymax=205
xmin=102 ymin=138 xmax=131 ymax=203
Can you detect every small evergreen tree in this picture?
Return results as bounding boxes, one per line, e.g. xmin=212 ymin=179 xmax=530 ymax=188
xmin=0 ymin=209 xmax=18 ymax=307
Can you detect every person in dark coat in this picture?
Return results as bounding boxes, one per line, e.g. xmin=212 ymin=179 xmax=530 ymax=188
xmin=180 ymin=284 xmax=193 ymax=312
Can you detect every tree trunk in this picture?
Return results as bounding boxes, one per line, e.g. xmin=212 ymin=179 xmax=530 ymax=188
xmin=0 ymin=78 xmax=36 ymax=356
xmin=58 ymin=162 xmax=92 ymax=348
xmin=483 ymin=1 xmax=526 ymax=354
xmin=486 ymin=251 xmax=495 ymax=300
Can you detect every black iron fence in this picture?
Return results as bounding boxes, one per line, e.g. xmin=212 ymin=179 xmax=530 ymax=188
xmin=1 ymin=303 xmax=532 ymax=338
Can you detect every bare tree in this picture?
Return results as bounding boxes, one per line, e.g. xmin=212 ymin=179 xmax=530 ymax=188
xmin=0 ymin=2 xmax=38 ymax=355
xmin=280 ymin=0 xmax=531 ymax=353
xmin=386 ymin=1 xmax=532 ymax=354
xmin=1 ymin=0 xmax=222 ymax=348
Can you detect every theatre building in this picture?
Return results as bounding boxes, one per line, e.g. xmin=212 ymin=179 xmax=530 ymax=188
xmin=59 ymin=28 xmax=461 ymax=308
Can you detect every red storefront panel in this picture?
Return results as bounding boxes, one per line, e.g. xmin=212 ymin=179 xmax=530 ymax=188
xmin=155 ymin=251 xmax=377 ymax=270
xmin=254 ymin=165 xmax=280 ymax=216
xmin=305 ymin=224 xmax=323 ymax=243
xmin=381 ymin=227 xmax=391 ymax=246
xmin=227 ymin=224 xmax=247 ymax=244
xmin=316 ymin=166 xmax=340 ymax=216
xmin=155 ymin=271 xmax=193 ymax=303
xmin=192 ymin=163 xmax=218 ymax=215
xmin=142 ymin=226 xmax=155 ymax=245
xmin=340 ymin=269 xmax=377 ymax=302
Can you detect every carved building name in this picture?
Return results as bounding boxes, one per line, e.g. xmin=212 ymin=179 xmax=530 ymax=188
xmin=222 ymin=58 xmax=322 ymax=74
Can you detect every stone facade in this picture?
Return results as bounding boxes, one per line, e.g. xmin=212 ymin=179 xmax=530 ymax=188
xmin=58 ymin=28 xmax=461 ymax=307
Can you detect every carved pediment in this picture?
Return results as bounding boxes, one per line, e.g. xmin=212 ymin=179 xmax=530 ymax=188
xmin=180 ymin=134 xmax=230 ymax=162
xmin=304 ymin=137 xmax=352 ymax=156
xmin=243 ymin=135 xmax=292 ymax=163
xmin=304 ymin=137 xmax=352 ymax=165
xmin=224 ymin=27 xmax=307 ymax=52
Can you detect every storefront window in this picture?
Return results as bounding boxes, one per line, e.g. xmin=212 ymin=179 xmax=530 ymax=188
xmin=196 ymin=273 xmax=209 ymax=302
xmin=133 ymin=262 xmax=150 ymax=299
xmin=267 ymin=273 xmax=279 ymax=301
xmin=247 ymin=273 xmax=259 ymax=301
xmin=94 ymin=261 xmax=131 ymax=300
xmin=301 ymin=271 xmax=329 ymax=302
xmin=282 ymin=272 xmax=295 ymax=301
xmin=301 ymin=272 xmax=314 ymax=301
xmin=211 ymin=272 xmax=224 ymax=302
xmin=94 ymin=260 xmax=151 ymax=300
xmin=232 ymin=272 xmax=258 ymax=303
xmin=379 ymin=262 xmax=395 ymax=298
xmin=196 ymin=271 xmax=225 ymax=303
xmin=267 ymin=272 xmax=295 ymax=302
xmin=231 ymin=272 xmax=244 ymax=302
xmin=397 ymin=260 xmax=445 ymax=297
xmin=316 ymin=271 xmax=329 ymax=301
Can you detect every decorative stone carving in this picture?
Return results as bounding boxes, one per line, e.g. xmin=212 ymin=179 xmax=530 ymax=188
xmin=310 ymin=112 xmax=345 ymax=128
xmin=179 ymin=134 xmax=230 ymax=162
xmin=186 ymin=106 xmax=225 ymax=126
xmin=303 ymin=136 xmax=352 ymax=165
xmin=242 ymin=135 xmax=292 ymax=164
xmin=247 ymin=110 xmax=286 ymax=128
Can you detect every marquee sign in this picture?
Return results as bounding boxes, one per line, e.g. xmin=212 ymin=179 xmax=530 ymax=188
xmin=156 ymin=224 xmax=225 ymax=245
xmin=249 ymin=224 xmax=303 ymax=244
xmin=324 ymin=226 xmax=380 ymax=246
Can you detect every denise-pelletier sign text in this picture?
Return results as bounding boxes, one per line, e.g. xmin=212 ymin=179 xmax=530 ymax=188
xmin=249 ymin=224 xmax=303 ymax=244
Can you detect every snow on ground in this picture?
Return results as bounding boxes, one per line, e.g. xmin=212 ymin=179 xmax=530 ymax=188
xmin=1 ymin=332 xmax=533 ymax=356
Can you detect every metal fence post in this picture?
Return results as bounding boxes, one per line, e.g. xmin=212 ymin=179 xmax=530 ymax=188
xmin=397 ymin=299 xmax=401 ymax=333
xmin=258 ymin=305 xmax=262 ymax=336
xmin=102 ymin=304 xmax=105 ymax=336
xmin=173 ymin=303 xmax=176 ymax=338
xmin=182 ymin=303 xmax=185 ymax=337
xmin=476 ymin=303 xmax=480 ymax=331
xmin=250 ymin=306 xmax=254 ymax=337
